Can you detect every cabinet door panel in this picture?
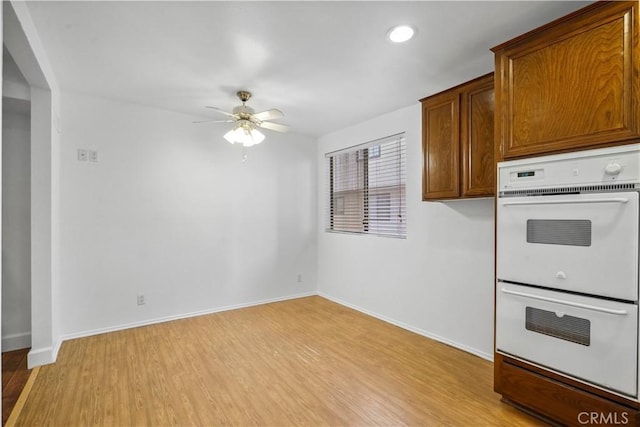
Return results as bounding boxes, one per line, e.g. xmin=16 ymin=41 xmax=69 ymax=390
xmin=462 ymin=75 xmax=495 ymax=197
xmin=422 ymin=93 xmax=460 ymax=200
xmin=495 ymin=2 xmax=640 ymax=159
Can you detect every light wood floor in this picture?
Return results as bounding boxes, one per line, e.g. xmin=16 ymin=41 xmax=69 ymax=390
xmin=13 ymin=296 xmax=543 ymax=426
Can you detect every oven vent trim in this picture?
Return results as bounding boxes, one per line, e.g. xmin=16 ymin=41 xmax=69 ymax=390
xmin=499 ymin=183 xmax=639 ymax=197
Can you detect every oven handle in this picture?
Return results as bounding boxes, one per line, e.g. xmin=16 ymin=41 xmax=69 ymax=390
xmin=500 ymin=288 xmax=629 ymax=315
xmin=501 ymin=198 xmax=629 ymax=206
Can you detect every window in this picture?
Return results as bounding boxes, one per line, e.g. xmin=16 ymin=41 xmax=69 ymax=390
xmin=356 ymin=145 xmax=380 ymax=161
xmin=325 ymin=133 xmax=406 ymax=238
xmin=370 ymin=193 xmax=391 ymax=223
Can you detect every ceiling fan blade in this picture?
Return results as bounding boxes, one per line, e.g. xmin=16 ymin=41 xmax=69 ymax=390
xmin=253 ymin=109 xmax=284 ymax=121
xmin=205 ymin=106 xmax=237 ymax=118
xmin=192 ymin=119 xmax=234 ymax=124
xmin=259 ymin=121 xmax=289 ymax=133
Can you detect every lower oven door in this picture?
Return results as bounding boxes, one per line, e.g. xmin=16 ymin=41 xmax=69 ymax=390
xmin=496 ymin=282 xmax=638 ymax=397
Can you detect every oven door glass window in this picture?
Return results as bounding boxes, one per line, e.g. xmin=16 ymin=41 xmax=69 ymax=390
xmin=526 ymin=219 xmax=591 ymax=247
xmin=525 ymin=306 xmax=590 ymax=346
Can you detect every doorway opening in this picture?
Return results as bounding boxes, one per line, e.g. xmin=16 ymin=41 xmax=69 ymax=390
xmin=1 ymin=45 xmax=32 ymax=425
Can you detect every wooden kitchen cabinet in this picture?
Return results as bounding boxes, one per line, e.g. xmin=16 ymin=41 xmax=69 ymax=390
xmin=421 ymin=73 xmax=494 ymax=200
xmin=492 ymin=1 xmax=640 ymax=160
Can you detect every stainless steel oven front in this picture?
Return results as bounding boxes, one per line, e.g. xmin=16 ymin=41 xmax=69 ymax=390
xmin=495 ymin=144 xmax=640 ymax=399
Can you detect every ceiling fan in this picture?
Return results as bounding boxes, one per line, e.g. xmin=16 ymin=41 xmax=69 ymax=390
xmin=195 ymin=90 xmax=289 ymax=147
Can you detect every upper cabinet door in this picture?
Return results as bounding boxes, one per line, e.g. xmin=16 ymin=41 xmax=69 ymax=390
xmin=421 ymin=73 xmax=495 ymax=201
xmin=461 ymin=74 xmax=495 ymax=197
xmin=493 ymin=1 xmax=640 ymax=160
xmin=422 ymin=91 xmax=460 ymax=200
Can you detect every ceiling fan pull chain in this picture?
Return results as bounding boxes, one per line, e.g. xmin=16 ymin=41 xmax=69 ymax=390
xmin=242 ymin=146 xmax=248 ymax=163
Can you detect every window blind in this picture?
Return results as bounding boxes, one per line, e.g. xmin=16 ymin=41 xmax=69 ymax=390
xmin=325 ymin=133 xmax=406 ymax=238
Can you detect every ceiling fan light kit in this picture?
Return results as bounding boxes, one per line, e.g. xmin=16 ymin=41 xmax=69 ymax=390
xmin=223 ymin=120 xmax=265 ymax=147
xmin=198 ymin=90 xmax=289 ymax=148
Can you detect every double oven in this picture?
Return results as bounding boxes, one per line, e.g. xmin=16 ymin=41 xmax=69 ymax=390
xmin=496 ymin=144 xmax=640 ymax=399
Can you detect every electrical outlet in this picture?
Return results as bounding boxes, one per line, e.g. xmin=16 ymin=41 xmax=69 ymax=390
xmin=77 ymin=149 xmax=87 ymax=161
xmin=137 ymin=294 xmax=145 ymax=305
xmin=88 ymin=150 xmax=99 ymax=163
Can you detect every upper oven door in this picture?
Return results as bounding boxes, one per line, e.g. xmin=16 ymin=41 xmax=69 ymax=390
xmin=497 ymin=191 xmax=639 ymax=301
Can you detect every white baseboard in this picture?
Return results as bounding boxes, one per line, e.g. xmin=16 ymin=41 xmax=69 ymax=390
xmin=27 ymin=339 xmax=61 ymax=368
xmin=318 ymin=292 xmax=494 ymax=362
xmin=38 ymin=291 xmax=493 ymax=370
xmin=61 ymin=291 xmax=318 ymax=343
xmin=2 ymin=332 xmax=31 ymax=352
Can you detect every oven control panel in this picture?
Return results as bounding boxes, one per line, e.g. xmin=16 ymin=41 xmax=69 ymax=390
xmin=498 ymin=144 xmax=640 ymax=191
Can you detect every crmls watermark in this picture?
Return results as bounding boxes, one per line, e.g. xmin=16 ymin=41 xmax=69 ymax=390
xmin=577 ymin=411 xmax=629 ymax=425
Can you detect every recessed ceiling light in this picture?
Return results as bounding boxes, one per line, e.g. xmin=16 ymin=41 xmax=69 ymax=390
xmin=388 ymin=25 xmax=416 ymax=43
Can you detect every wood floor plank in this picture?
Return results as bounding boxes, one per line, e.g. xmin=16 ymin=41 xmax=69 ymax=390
xmin=13 ymin=296 xmax=543 ymax=426
xmin=2 ymin=348 xmax=31 ymax=425
xmin=5 ymin=366 xmax=40 ymax=427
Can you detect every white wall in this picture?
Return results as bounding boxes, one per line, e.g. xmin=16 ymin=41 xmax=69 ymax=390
xmin=1 ymin=108 xmax=31 ymax=351
xmin=59 ymin=92 xmax=317 ymax=338
xmin=317 ymin=103 xmax=495 ymax=360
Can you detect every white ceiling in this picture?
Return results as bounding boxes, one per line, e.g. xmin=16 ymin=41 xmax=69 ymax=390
xmin=25 ymin=1 xmax=591 ymax=138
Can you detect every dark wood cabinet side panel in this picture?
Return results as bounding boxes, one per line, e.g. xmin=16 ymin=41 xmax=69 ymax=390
xmin=422 ymin=95 xmax=460 ymax=200
xmin=462 ymin=76 xmax=495 ymax=197
xmin=494 ymin=353 xmax=504 ymax=394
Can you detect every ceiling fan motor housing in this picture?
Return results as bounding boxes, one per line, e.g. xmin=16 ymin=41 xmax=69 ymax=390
xmin=237 ymin=91 xmax=252 ymax=103
xmin=233 ymin=91 xmax=255 ymax=120
xmin=232 ymin=105 xmax=255 ymax=120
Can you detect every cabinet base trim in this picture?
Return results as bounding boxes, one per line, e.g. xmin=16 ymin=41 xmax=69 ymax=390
xmin=495 ymin=354 xmax=640 ymax=426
